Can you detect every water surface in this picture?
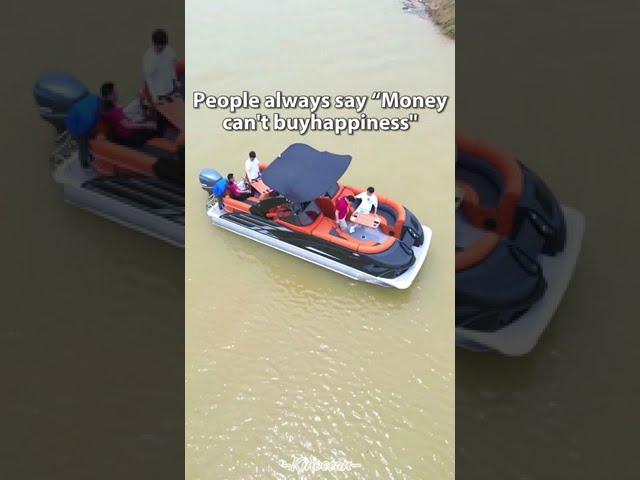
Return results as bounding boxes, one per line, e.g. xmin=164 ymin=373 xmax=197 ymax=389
xmin=3 ymin=4 xmax=184 ymax=478
xmin=186 ymin=1 xmax=455 ymax=478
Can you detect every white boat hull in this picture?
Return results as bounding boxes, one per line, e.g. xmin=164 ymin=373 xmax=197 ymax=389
xmin=207 ymin=205 xmax=431 ymax=289
xmin=456 ymin=206 xmax=585 ymax=355
xmin=51 ymin=136 xmax=184 ymax=248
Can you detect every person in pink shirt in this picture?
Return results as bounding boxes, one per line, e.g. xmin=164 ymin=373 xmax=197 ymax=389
xmin=226 ymin=173 xmax=251 ymax=199
xmin=101 ymin=82 xmax=157 ymax=148
xmin=335 ymin=195 xmax=355 ymax=232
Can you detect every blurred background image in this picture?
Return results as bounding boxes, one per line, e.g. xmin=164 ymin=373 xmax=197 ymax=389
xmin=186 ymin=1 xmax=454 ymax=478
xmin=456 ymin=1 xmax=640 ymax=478
xmin=2 ymin=2 xmax=184 ymax=479
xmin=6 ymin=0 xmax=638 ymax=478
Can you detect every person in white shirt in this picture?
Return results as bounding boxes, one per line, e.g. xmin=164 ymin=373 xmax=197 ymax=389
xmin=142 ymin=29 xmax=178 ymax=102
xmin=244 ymin=151 xmax=261 ymax=182
xmin=354 ymin=187 xmax=378 ymax=215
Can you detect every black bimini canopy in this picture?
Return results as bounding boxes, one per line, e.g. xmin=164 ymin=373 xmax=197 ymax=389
xmin=262 ymin=144 xmax=352 ymax=203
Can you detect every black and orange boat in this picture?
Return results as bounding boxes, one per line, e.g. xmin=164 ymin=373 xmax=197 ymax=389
xmin=33 ymin=66 xmax=185 ymax=246
xmin=200 ymin=144 xmax=432 ymax=288
xmin=455 ymin=136 xmax=585 ymax=355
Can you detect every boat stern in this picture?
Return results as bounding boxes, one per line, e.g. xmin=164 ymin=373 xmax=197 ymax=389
xmin=456 ymin=206 xmax=585 ymax=355
xmin=378 ymin=225 xmax=432 ymax=289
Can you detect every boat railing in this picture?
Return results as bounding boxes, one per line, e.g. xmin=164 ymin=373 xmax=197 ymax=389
xmin=206 ymin=193 xmax=218 ymax=211
xmin=49 ymin=131 xmax=76 ymax=172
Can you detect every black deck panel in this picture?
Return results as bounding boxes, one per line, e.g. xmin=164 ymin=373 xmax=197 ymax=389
xmin=82 ymin=175 xmax=184 ymax=224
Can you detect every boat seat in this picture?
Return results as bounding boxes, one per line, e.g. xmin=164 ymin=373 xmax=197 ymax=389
xmin=224 ymin=196 xmax=257 ymax=213
xmin=316 ymin=197 xmax=336 ymax=218
xmin=89 ymin=118 xmax=180 ymax=177
xmin=228 ymin=194 xmax=258 ymax=205
xmin=456 ymin=180 xmax=485 ymax=227
xmin=456 ymin=232 xmax=501 ymax=271
xmin=138 ymin=143 xmax=175 ymax=160
xmin=90 ymin=133 xmax=156 ymax=176
xmin=146 ymin=137 xmax=180 ymax=153
xmin=357 ymin=236 xmax=395 ymax=254
xmin=456 ymin=136 xmax=524 ymax=236
xmin=266 ymin=204 xmax=292 ymax=220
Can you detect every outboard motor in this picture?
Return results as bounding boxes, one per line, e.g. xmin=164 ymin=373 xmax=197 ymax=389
xmin=199 ymin=169 xmax=223 ymax=194
xmin=34 ymin=72 xmax=88 ymax=133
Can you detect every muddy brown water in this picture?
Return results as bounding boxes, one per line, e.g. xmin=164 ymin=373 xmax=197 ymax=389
xmin=3 ymin=3 xmax=184 ymax=478
xmin=186 ymin=0 xmax=454 ymax=478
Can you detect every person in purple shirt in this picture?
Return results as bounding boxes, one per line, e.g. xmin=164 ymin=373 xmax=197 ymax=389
xmin=101 ymin=82 xmax=157 ymax=148
xmin=226 ymin=173 xmax=251 ymax=199
xmin=335 ymin=195 xmax=355 ymax=232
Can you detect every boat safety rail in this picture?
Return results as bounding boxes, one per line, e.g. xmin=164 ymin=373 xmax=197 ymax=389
xmin=206 ymin=194 xmax=218 ymax=211
xmin=49 ymin=131 xmax=76 ymax=172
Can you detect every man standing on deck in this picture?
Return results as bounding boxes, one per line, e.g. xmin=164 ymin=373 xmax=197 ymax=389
xmin=244 ymin=151 xmax=261 ymax=182
xmin=142 ymin=29 xmax=178 ymax=102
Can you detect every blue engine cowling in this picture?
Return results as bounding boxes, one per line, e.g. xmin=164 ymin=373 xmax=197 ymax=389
xmin=199 ymin=169 xmax=223 ymax=194
xmin=34 ymin=72 xmax=88 ymax=133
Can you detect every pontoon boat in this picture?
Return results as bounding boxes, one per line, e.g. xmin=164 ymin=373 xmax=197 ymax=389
xmin=33 ymin=66 xmax=185 ymax=247
xmin=455 ymin=136 xmax=585 ymax=355
xmin=200 ymin=144 xmax=432 ymax=288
